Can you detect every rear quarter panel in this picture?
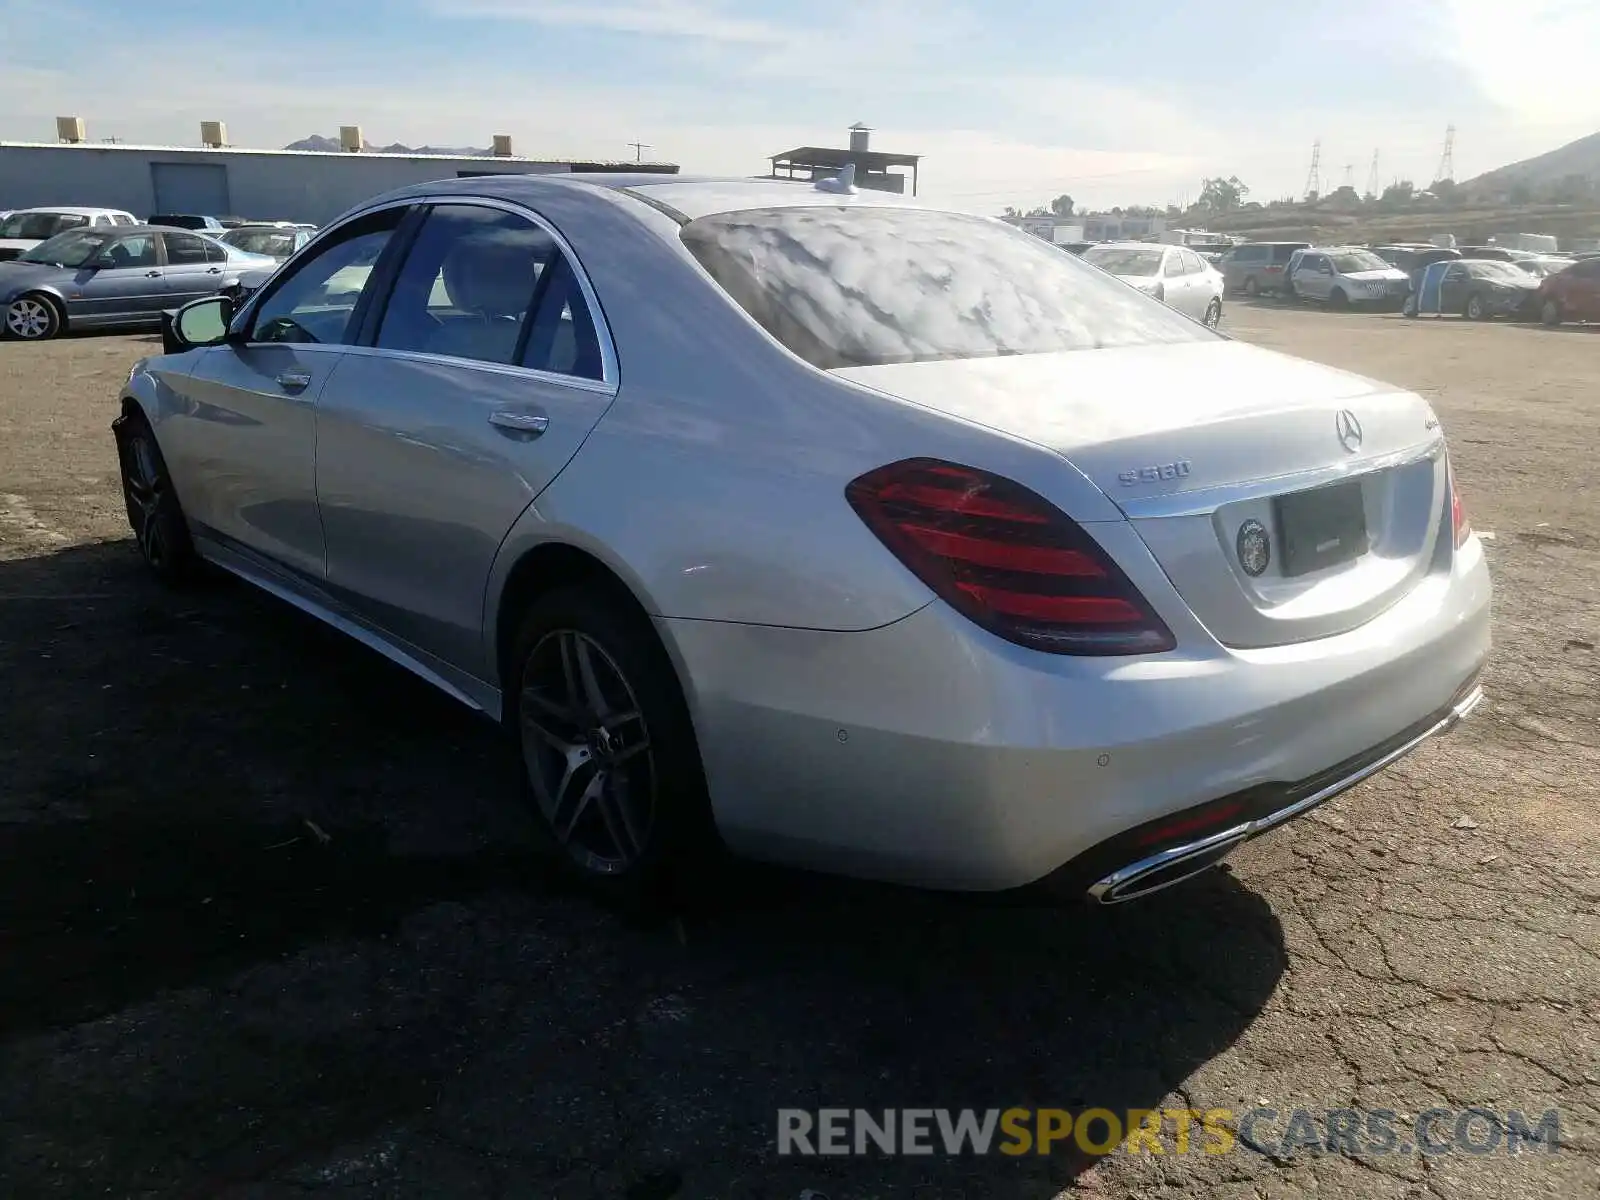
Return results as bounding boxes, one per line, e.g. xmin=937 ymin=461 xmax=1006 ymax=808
xmin=483 ymin=187 xmax=1123 ymax=653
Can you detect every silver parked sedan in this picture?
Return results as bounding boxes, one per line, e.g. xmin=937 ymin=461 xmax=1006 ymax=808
xmin=1081 ymin=241 xmax=1224 ymax=326
xmin=116 ymin=175 xmax=1490 ymax=907
xmin=0 ymin=225 xmax=276 ymax=340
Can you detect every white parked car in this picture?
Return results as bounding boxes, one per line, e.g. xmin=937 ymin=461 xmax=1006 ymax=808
xmin=0 ymin=206 xmax=138 ymax=262
xmin=1081 ymin=242 xmax=1224 ymax=326
xmin=1286 ymin=248 xmax=1410 ymax=308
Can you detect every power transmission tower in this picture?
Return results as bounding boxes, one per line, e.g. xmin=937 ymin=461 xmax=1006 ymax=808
xmin=1343 ymin=163 xmax=1355 ymax=189
xmin=1366 ymin=150 xmax=1380 ymax=199
xmin=1435 ymin=125 xmax=1455 ymax=183
xmin=1303 ymin=139 xmax=1321 ymax=200
xmin=627 ymin=141 xmax=652 ymax=162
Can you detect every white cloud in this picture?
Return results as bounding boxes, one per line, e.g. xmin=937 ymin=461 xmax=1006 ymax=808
xmin=429 ymin=0 xmax=791 ymax=43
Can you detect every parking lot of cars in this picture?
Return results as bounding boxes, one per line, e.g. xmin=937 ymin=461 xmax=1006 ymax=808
xmin=0 ymin=284 xmax=1595 ymax=1196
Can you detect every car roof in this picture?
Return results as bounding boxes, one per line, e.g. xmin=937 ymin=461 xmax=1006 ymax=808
xmin=1084 ymin=241 xmax=1167 ymax=250
xmin=361 ymin=172 xmax=942 ymax=224
xmin=12 ymin=205 xmax=133 ymax=216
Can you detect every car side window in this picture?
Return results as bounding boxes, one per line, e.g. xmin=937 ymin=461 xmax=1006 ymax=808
xmin=163 ymin=233 xmax=210 ymax=266
xmin=249 ymin=207 xmax=407 ymax=346
xmin=97 ymin=235 xmax=157 ymax=269
xmin=203 ymin=238 xmax=228 ymax=264
xmin=521 ymin=255 xmax=604 ymax=381
xmin=375 ymin=204 xmax=553 ymax=366
xmin=1182 ymin=250 xmax=1205 ymax=274
xmin=1161 ymin=252 xmax=1183 ymax=278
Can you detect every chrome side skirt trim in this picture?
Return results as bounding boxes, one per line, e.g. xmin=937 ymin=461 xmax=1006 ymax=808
xmin=1089 ymin=684 xmax=1485 ymax=904
xmin=194 ymin=535 xmax=502 ymax=718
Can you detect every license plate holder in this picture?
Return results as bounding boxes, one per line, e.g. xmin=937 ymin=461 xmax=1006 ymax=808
xmin=1273 ymin=480 xmax=1369 ymax=577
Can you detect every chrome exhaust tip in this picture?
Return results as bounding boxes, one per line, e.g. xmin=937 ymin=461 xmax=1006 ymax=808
xmin=1087 ymin=828 xmax=1249 ymax=905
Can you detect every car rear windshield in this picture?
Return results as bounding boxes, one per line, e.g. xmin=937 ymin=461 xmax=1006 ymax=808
xmin=224 ymin=229 xmax=298 ymax=256
xmin=0 ymin=212 xmax=89 ymax=240
xmin=679 ymin=206 xmax=1211 ymax=369
xmin=1082 ymin=246 xmax=1164 ymax=276
xmin=1468 ymin=261 xmax=1531 ymax=282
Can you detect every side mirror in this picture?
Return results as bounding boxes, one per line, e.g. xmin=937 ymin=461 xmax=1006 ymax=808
xmin=163 ymin=294 xmax=235 ymax=355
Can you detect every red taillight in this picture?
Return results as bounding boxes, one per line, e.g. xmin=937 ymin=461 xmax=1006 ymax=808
xmin=1448 ymin=459 xmax=1470 ymax=548
xmin=1134 ymin=799 xmax=1247 ymax=848
xmin=845 ymin=459 xmax=1176 ymax=656
xmin=1264 ymin=265 xmax=1283 ymax=273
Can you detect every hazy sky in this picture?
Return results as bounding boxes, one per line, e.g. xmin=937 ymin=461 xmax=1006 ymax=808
xmin=2 ymin=0 xmax=1596 ymax=212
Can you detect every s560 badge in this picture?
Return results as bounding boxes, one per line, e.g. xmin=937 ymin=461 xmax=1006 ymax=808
xmin=1119 ymin=459 xmax=1192 ymax=487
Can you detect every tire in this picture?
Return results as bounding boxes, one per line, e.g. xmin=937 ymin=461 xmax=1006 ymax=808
xmin=3 ymin=292 xmax=63 ymax=341
xmin=1541 ymin=298 xmax=1563 ymax=327
xmin=1279 ymin=282 xmax=1298 ymax=304
xmin=1243 ymin=276 xmax=1259 ymax=298
xmin=1465 ymin=293 xmax=1486 ymax=321
xmin=1402 ymin=294 xmax=1418 ymax=318
xmin=507 ymin=586 xmax=718 ymax=911
xmin=1329 ymin=288 xmax=1349 ymax=310
xmin=113 ymin=411 xmax=197 ymax=581
xmin=1203 ymin=298 xmax=1223 ymax=328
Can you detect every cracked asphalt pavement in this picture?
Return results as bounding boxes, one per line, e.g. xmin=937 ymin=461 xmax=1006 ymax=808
xmin=0 ymin=308 xmax=1596 ymax=1198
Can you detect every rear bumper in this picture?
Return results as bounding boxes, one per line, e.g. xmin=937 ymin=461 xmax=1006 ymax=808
xmin=1070 ymin=678 xmax=1483 ymax=903
xmin=661 ymin=537 xmax=1491 ymax=892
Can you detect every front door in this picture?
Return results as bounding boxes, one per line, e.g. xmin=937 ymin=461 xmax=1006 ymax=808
xmin=68 ymin=232 xmax=166 ymax=325
xmin=1437 ymin=263 xmax=1470 ymax=313
xmin=157 ymin=206 xmax=412 ymax=581
xmin=314 ymin=201 xmax=616 ymax=677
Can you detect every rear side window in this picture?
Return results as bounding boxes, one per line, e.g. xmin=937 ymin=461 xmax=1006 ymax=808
xmin=680 ymin=206 xmax=1210 ymax=370
xmin=1271 ymin=244 xmax=1302 ymax=263
xmin=163 ymin=233 xmax=210 ymax=265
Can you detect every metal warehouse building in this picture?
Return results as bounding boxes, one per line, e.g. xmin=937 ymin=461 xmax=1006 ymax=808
xmin=0 ymin=125 xmax=680 ymax=226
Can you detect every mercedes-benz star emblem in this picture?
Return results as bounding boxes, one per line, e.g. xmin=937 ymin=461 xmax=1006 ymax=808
xmin=1237 ymin=519 xmax=1271 ymax=577
xmin=1336 ymin=409 xmax=1363 ymax=453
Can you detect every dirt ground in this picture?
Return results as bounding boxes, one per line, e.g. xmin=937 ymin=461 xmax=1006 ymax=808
xmin=0 ymin=308 xmax=1596 ymax=1199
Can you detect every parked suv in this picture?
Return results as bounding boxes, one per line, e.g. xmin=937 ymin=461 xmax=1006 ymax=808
xmin=1286 ymin=247 xmax=1409 ymax=308
xmin=1220 ymin=242 xmax=1309 ymax=296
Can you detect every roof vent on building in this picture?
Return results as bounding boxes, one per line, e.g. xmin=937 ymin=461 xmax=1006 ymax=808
xmin=340 ymin=125 xmax=364 ymax=153
xmin=492 ymin=134 xmax=513 ymax=157
xmin=848 ymin=122 xmax=872 ymax=152
xmin=200 ymin=120 xmax=228 ymax=148
xmin=56 ymin=116 xmax=86 ymax=144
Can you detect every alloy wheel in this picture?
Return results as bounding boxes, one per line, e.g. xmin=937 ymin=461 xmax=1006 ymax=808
xmin=4 ymin=297 xmax=54 ymax=340
xmin=520 ymin=629 xmax=656 ymax=875
xmin=121 ymin=429 xmax=170 ymax=567
xmin=1204 ymin=300 xmax=1222 ymax=328
xmin=1467 ymin=295 xmax=1484 ymax=320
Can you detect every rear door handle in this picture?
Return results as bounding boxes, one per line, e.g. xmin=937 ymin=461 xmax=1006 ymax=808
xmin=488 ymin=410 xmax=550 ymax=437
xmin=275 ymin=371 xmax=313 ymax=393
xmin=206 ymin=266 xmax=223 ymax=274
xmin=145 ymin=270 xmax=162 ymax=277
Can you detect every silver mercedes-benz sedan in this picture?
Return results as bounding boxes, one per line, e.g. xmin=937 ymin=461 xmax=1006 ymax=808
xmin=114 ymin=174 xmax=1491 ymax=908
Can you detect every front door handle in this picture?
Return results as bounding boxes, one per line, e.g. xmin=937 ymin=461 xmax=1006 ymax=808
xmin=145 ymin=270 xmax=162 ymax=277
xmin=206 ymin=266 xmax=223 ymax=274
xmin=488 ymin=410 xmax=550 ymax=437
xmin=275 ymin=371 xmax=313 ymax=393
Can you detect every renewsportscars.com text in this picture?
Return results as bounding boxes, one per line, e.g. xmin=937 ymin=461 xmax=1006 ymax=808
xmin=777 ymin=1107 xmax=1563 ymax=1158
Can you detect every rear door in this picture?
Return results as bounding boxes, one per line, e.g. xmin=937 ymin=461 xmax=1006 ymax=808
xmin=1295 ymin=253 xmax=1327 ymax=300
xmin=159 ymin=231 xmax=228 ymax=306
xmin=312 ymin=200 xmax=617 ymax=675
xmin=158 ymin=205 xmax=412 ymax=580
xmin=1437 ymin=263 xmax=1470 ymax=312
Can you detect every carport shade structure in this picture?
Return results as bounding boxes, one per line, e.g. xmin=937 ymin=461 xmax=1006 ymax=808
xmin=769 ymin=145 xmax=921 ymax=195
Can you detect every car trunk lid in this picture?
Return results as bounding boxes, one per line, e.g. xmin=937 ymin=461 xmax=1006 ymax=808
xmin=834 ymin=340 xmax=1449 ymax=649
